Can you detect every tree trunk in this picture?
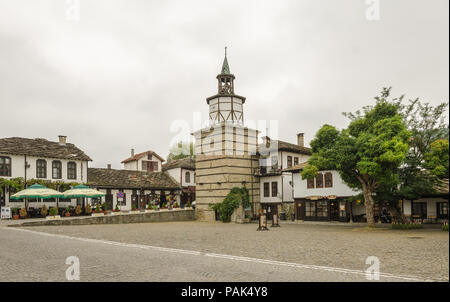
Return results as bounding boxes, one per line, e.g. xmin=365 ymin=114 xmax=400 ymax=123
xmin=362 ymin=183 xmax=376 ymax=227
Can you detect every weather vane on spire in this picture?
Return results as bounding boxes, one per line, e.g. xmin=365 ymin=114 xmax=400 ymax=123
xmin=225 ymin=46 xmax=227 ymax=57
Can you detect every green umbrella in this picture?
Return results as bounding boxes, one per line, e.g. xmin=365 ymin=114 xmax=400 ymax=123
xmin=62 ymin=185 xmax=105 ymax=198
xmin=62 ymin=185 xmax=105 ymax=211
xmin=10 ymin=184 xmax=63 ymax=199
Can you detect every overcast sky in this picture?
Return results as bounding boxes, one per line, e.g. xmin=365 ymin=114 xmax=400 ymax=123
xmin=0 ymin=0 xmax=448 ymax=169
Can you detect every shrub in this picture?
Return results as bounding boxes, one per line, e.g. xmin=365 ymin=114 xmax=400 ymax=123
xmin=19 ymin=207 xmax=27 ymax=218
xmin=115 ymin=204 xmax=120 ymax=212
xmin=85 ymin=204 xmax=92 ymax=214
xmin=75 ymin=205 xmax=82 ymax=216
xmin=210 ymin=187 xmax=250 ymax=223
xmin=131 ymin=204 xmax=136 ymax=211
xmin=40 ymin=205 xmax=48 ymax=217
xmin=49 ymin=207 xmax=58 ymax=216
xmin=95 ymin=204 xmax=101 ymax=213
xmin=102 ymin=202 xmax=108 ymax=211
xmin=442 ymin=223 xmax=449 ymax=232
xmin=391 ymin=222 xmax=423 ymax=230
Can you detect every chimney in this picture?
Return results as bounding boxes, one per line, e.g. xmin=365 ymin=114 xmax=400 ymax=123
xmin=58 ymin=135 xmax=67 ymax=145
xmin=107 ymin=164 xmax=111 ymax=169
xmin=262 ymin=136 xmax=271 ymax=148
xmin=297 ymin=133 xmax=304 ymax=147
xmin=131 ymin=148 xmax=135 ymax=157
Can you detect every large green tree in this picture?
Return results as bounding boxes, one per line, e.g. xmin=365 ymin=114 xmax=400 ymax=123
xmin=302 ymin=88 xmax=410 ymax=227
xmin=396 ymin=99 xmax=449 ymax=201
xmin=424 ymin=139 xmax=449 ymax=178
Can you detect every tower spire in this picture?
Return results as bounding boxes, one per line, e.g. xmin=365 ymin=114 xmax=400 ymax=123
xmin=221 ymin=46 xmax=230 ymax=75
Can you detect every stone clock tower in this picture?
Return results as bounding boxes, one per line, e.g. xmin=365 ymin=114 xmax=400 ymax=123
xmin=193 ymin=50 xmax=260 ymax=223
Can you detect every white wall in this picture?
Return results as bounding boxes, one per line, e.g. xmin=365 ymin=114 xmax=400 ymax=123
xmin=0 ymin=153 xmax=88 ymax=183
xmin=166 ymin=168 xmax=181 ymax=184
xmin=260 ymin=175 xmax=282 ymax=203
xmin=123 ymin=156 xmax=163 ymax=172
xmin=181 ymin=168 xmax=195 ymax=187
xmin=280 ymin=151 xmax=310 ymax=169
xmin=292 ymin=170 xmax=359 ymax=199
xmin=403 ymin=198 xmax=448 ymax=217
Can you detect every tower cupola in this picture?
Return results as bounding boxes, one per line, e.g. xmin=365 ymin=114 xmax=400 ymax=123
xmin=207 ymin=48 xmax=246 ymax=125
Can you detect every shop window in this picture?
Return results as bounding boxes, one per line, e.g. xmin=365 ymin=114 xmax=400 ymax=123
xmin=305 ymin=201 xmax=315 ymax=217
xmin=316 ymin=201 xmax=328 ymax=217
xmin=412 ymin=202 xmax=427 ymax=219
xmin=437 ymin=202 xmax=449 ymax=219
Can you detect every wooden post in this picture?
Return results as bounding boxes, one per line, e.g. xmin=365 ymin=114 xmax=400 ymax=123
xmin=257 ymin=208 xmax=269 ymax=231
xmin=350 ymin=201 xmax=353 ymax=223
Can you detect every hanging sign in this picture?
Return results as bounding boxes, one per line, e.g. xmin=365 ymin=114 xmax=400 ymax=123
xmin=1 ymin=207 xmax=11 ymax=219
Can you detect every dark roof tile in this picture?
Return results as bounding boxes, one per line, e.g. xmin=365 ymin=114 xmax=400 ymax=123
xmin=88 ymin=168 xmax=181 ymax=190
xmin=162 ymin=157 xmax=195 ymax=171
xmin=0 ymin=137 xmax=92 ymax=161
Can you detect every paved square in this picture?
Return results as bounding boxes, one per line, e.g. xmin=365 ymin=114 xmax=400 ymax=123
xmin=0 ymin=222 xmax=448 ymax=281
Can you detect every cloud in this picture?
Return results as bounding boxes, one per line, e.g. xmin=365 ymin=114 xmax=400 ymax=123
xmin=0 ymin=0 xmax=448 ymax=169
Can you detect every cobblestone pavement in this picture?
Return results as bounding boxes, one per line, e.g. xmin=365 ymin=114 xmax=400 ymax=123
xmin=0 ymin=221 xmax=448 ymax=282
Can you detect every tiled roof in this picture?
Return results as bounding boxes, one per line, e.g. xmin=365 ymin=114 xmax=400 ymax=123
xmin=259 ymin=139 xmax=312 ymax=156
xmin=88 ymin=168 xmax=181 ymax=190
xmin=121 ymin=150 xmax=165 ymax=164
xmin=435 ymin=178 xmax=449 ymax=195
xmin=282 ymin=162 xmax=309 ymax=172
xmin=162 ymin=157 xmax=195 ymax=171
xmin=0 ymin=137 xmax=92 ymax=161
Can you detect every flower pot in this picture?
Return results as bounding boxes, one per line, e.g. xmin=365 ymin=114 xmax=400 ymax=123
xmin=13 ymin=215 xmax=19 ymax=220
xmin=91 ymin=213 xmax=104 ymax=217
xmin=65 ymin=213 xmax=70 ymax=217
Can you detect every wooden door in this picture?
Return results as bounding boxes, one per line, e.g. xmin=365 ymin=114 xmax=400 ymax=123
xmin=296 ymin=201 xmax=305 ymax=220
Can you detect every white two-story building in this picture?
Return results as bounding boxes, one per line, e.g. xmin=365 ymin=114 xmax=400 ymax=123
xmin=0 ymin=136 xmax=91 ymax=209
xmin=257 ymin=134 xmax=312 ymax=219
xmin=286 ymin=163 xmax=448 ymax=223
xmin=285 ymin=163 xmax=362 ymax=222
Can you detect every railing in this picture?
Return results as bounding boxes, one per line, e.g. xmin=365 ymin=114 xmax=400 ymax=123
xmin=254 ymin=166 xmax=281 ymax=176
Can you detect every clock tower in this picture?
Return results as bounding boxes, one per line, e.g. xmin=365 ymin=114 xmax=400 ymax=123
xmin=193 ymin=50 xmax=260 ymax=223
xmin=207 ymin=48 xmax=246 ymax=125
